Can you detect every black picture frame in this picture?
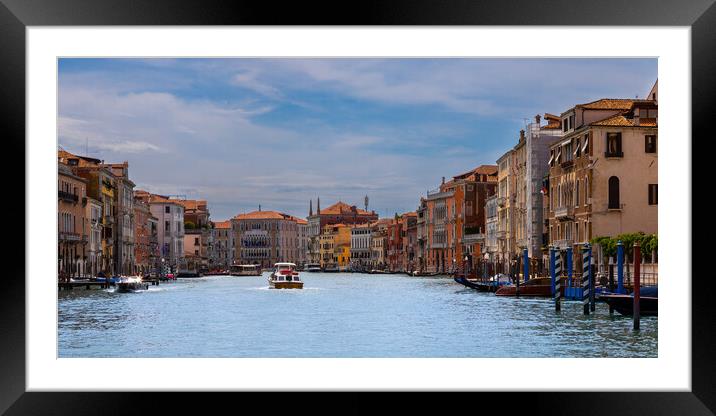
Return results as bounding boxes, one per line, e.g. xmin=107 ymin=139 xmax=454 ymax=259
xmin=1 ymin=0 xmax=709 ymax=414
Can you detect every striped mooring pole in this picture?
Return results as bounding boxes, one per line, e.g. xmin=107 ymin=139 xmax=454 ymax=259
xmin=566 ymin=246 xmax=573 ymax=297
xmin=550 ymin=246 xmax=561 ymax=312
xmin=523 ymin=248 xmax=529 ymax=282
xmin=617 ymin=240 xmax=625 ymax=294
xmin=633 ymin=241 xmax=641 ymax=331
xmin=582 ymin=243 xmax=592 ymax=315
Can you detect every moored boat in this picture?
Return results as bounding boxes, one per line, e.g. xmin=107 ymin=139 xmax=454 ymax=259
xmin=230 ymin=264 xmax=262 ymax=276
xmin=268 ymin=262 xmax=303 ymax=289
xmin=454 ymin=273 xmax=512 ymax=292
xmin=305 ymin=263 xmax=322 ymax=272
xmin=115 ymin=276 xmax=149 ymax=293
xmin=495 ymin=276 xmax=553 ymax=297
xmin=600 ymin=286 xmax=658 ymax=316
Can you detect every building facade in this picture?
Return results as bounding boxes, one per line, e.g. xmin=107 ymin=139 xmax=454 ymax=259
xmin=135 ymin=191 xmax=185 ymax=270
xmin=58 ymin=163 xmax=89 ymax=279
xmin=307 ymin=199 xmax=378 ymax=264
xmin=232 ymin=210 xmax=302 ymax=268
xmin=546 ymin=97 xmax=658 ymax=273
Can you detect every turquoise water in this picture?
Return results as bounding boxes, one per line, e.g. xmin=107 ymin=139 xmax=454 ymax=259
xmin=58 ymin=273 xmax=657 ymax=357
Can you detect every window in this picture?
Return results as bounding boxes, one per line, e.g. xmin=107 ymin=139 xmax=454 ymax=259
xmin=645 ymin=135 xmax=657 ymax=153
xmin=608 ymin=176 xmax=620 ymax=209
xmin=575 ymin=138 xmax=581 ymax=157
xmin=648 ymin=184 xmax=658 ymax=205
xmin=195 ymin=237 xmax=199 ymax=245
xmin=606 ymin=133 xmax=623 ymax=157
xmin=165 ymin=206 xmax=170 ymax=214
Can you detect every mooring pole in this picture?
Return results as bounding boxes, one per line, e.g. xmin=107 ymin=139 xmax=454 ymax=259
xmin=523 ymin=248 xmax=529 ymax=283
xmin=633 ymin=241 xmax=641 ymax=331
xmin=582 ymin=243 xmax=591 ymax=315
xmin=608 ymin=260 xmax=615 ymax=314
xmin=617 ymin=240 xmax=624 ymax=294
xmin=551 ymin=246 xmax=561 ymax=312
xmin=566 ymin=246 xmax=573 ymax=299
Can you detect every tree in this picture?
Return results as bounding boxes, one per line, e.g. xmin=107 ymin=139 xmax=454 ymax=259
xmin=185 ymin=221 xmax=196 ymax=230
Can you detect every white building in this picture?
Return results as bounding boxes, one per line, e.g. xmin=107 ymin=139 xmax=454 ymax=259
xmin=135 ymin=191 xmax=185 ymax=269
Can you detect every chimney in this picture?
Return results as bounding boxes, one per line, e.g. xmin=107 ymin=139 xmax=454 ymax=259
xmin=258 ymin=204 xmax=261 ymax=211
xmin=442 ymin=176 xmax=445 ymax=184
xmin=309 ymin=199 xmax=313 ymax=216
xmin=535 ymin=114 xmax=541 ymax=124
xmin=520 ymin=129 xmax=525 ymax=141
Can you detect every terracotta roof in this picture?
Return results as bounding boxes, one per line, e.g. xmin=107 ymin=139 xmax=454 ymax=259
xmin=319 ymin=201 xmax=373 ymax=216
xmin=577 ymin=98 xmax=634 ymax=111
xmin=213 ymin=220 xmax=231 ymax=229
xmin=589 ymin=112 xmax=657 ymax=127
xmin=590 ymin=114 xmax=634 ymax=126
xmin=542 ymin=120 xmax=561 ymax=130
xmin=174 ymin=199 xmax=208 ymax=212
xmin=233 ymin=210 xmax=297 ymax=220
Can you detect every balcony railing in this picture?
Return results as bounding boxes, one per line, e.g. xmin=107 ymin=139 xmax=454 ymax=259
xmin=59 ymin=231 xmax=81 ymax=241
xmin=58 ymin=191 xmax=79 ymax=203
xmin=553 ymin=239 xmax=574 ymax=249
xmin=604 ymin=151 xmax=624 ymax=158
xmin=554 ymin=206 xmax=574 ymax=219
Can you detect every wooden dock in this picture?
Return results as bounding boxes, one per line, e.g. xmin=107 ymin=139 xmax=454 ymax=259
xmin=58 ymin=278 xmax=162 ymax=291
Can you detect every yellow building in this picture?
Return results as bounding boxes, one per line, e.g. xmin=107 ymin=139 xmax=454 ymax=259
xmin=320 ymin=223 xmax=350 ymax=269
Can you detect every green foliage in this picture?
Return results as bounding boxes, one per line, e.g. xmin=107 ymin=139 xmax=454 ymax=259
xmin=590 ymin=232 xmax=657 ymax=261
xmin=184 ymin=221 xmax=196 ymax=230
xmin=590 ymin=231 xmax=659 ymax=261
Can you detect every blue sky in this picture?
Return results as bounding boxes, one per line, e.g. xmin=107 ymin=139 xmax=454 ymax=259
xmin=58 ymin=58 xmax=657 ymax=220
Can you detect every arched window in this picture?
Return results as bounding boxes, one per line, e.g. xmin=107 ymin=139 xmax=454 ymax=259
xmin=608 ymin=176 xmax=620 ymax=209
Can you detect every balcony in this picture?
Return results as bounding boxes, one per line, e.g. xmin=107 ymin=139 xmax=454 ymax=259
xmin=553 ymin=239 xmax=574 ymax=249
xmin=462 ymin=232 xmax=485 ymax=244
xmin=604 ymin=151 xmax=623 ymax=158
xmin=554 ymin=206 xmax=574 ymax=220
xmin=59 ymin=231 xmax=81 ymax=241
xmin=58 ymin=190 xmax=79 ymax=203
xmin=560 ymin=159 xmax=574 ymax=169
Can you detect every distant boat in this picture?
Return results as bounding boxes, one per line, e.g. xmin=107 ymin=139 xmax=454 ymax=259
xmin=305 ymin=263 xmax=322 ymax=273
xmin=229 ymin=264 xmax=262 ymax=276
xmin=600 ymin=286 xmax=658 ymax=316
xmin=115 ymin=276 xmax=149 ymax=293
xmin=268 ymin=262 xmax=303 ymax=289
xmin=495 ymin=276 xmax=553 ymax=297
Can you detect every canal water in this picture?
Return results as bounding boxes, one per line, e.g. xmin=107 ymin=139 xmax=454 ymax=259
xmin=58 ymin=273 xmax=657 ymax=358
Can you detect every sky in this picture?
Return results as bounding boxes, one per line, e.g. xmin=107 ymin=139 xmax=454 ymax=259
xmin=58 ymin=58 xmax=657 ymax=221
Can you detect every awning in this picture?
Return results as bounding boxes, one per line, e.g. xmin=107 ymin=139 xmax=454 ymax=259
xmin=547 ymin=154 xmax=554 ymax=166
xmin=560 ymin=139 xmax=571 ymax=146
xmin=582 ymin=136 xmax=589 ymax=152
xmin=556 ymin=149 xmax=562 ymax=161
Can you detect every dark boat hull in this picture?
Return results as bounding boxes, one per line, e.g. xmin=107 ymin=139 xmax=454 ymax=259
xmin=495 ymin=284 xmax=552 ymax=297
xmin=115 ymin=282 xmax=149 ymax=293
xmin=453 ymin=276 xmax=498 ymax=292
xmin=600 ymin=294 xmax=658 ymax=316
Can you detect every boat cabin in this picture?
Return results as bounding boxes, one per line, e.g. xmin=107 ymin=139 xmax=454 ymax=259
xmin=271 ymin=263 xmax=300 ymax=282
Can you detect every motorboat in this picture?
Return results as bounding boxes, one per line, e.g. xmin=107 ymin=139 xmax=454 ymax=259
xmin=115 ymin=275 xmax=149 ymax=293
xmin=305 ymin=263 xmax=322 ymax=273
xmin=230 ymin=264 xmax=262 ymax=276
xmin=268 ymin=262 xmax=303 ymax=289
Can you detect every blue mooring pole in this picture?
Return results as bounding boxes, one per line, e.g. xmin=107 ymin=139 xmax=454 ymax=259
xmin=523 ymin=248 xmax=529 ymax=282
xmin=582 ymin=243 xmax=591 ymax=315
xmin=617 ymin=240 xmax=624 ymax=294
xmin=566 ymin=246 xmax=573 ymax=298
xmin=551 ymin=246 xmax=561 ymax=312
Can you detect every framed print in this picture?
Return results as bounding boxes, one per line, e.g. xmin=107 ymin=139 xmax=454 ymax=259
xmin=2 ymin=0 xmax=711 ymax=414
